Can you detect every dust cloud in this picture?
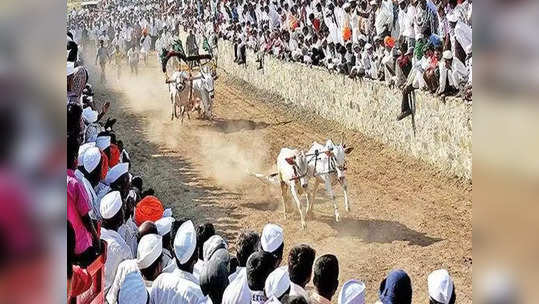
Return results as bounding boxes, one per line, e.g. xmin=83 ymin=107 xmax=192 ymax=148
xmin=100 ymin=61 xmax=273 ymax=190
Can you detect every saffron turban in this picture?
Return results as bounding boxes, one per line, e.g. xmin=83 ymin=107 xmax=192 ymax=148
xmin=135 ymin=195 xmax=164 ymax=226
xmin=384 ymin=36 xmax=395 ymax=48
xmin=343 ymin=27 xmax=352 ymax=42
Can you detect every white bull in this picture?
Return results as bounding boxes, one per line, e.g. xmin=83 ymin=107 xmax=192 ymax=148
xmin=167 ymin=70 xmax=191 ymax=122
xmin=167 ymin=66 xmax=215 ymax=122
xmin=306 ymin=139 xmax=354 ymax=222
xmin=276 ymin=148 xmax=311 ymax=229
xmin=191 ymin=65 xmax=215 ymax=119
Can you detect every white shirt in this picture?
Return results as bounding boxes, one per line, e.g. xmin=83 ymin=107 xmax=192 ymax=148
xmin=141 ymin=35 xmax=151 ymax=53
xmin=193 ymin=259 xmax=205 ymax=281
xmin=222 ymin=268 xmax=251 ymax=304
xmin=161 ymin=249 xmax=176 ymax=273
xmin=95 ymin=182 xmax=111 ymax=206
xmin=150 ymin=268 xmax=205 ymax=304
xmin=175 ymin=268 xmax=200 ymax=285
xmin=74 ymin=170 xmax=100 ymax=220
xmin=289 ymin=282 xmax=308 ymax=299
xmin=127 ymin=48 xmax=139 ymax=64
xmin=251 ymin=290 xmax=267 ymax=304
xmin=106 ymin=259 xmax=140 ymax=304
xmin=400 ymin=5 xmax=416 ymax=39
xmin=118 ymin=216 xmax=138 ymax=257
xmin=101 ymin=227 xmax=134 ymax=294
xmin=375 ymin=0 xmax=394 ymax=35
xmin=228 ymin=266 xmax=244 ymax=283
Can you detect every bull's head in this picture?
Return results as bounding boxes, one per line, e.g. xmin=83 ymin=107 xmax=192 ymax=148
xmin=286 ymin=151 xmax=309 ymax=188
xmin=173 ymin=71 xmax=188 ymax=92
xmin=200 ymin=65 xmax=215 ymax=99
xmin=326 ymin=139 xmax=353 ymax=182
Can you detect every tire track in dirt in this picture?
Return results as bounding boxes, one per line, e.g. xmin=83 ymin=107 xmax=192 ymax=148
xmin=97 ymin=63 xmax=471 ymax=303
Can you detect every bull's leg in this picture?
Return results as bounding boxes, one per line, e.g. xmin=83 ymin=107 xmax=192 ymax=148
xmin=340 ymin=178 xmax=350 ymax=212
xmin=170 ymin=94 xmax=175 ymax=121
xmin=325 ymin=178 xmax=340 ymax=222
xmin=290 ymin=184 xmax=306 ymax=229
xmin=307 ymin=179 xmax=320 ymax=217
xmin=280 ymin=182 xmax=289 ymax=220
xmin=180 ymin=106 xmax=185 ymax=124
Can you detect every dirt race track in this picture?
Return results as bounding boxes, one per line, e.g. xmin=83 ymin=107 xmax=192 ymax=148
xmin=94 ymin=62 xmax=472 ymax=303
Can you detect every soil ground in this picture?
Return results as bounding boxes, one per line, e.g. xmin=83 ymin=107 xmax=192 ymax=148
xmin=92 ymin=61 xmax=472 ymax=303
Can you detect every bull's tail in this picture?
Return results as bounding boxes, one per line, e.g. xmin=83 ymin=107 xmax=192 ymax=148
xmin=249 ymin=172 xmax=280 ymax=185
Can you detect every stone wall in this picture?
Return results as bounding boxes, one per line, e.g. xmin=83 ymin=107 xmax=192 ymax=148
xmin=217 ymin=40 xmax=472 ymax=180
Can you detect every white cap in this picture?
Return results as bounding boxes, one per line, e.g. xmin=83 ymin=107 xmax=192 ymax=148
xmin=155 ymin=216 xmax=175 ymax=236
xmin=261 ymin=223 xmax=284 ymax=253
xmin=83 ymin=147 xmax=102 ymax=173
xmin=163 ymin=208 xmax=173 ymax=217
xmin=78 ymin=142 xmax=96 ymax=165
xmin=447 ymin=12 xmax=458 ymax=23
xmin=82 ymin=107 xmax=99 ymax=124
xmin=173 ymin=220 xmax=197 ymax=264
xmin=118 ymin=271 xmax=148 ymax=304
xmin=100 ymin=191 xmax=123 ymax=219
xmin=203 ymin=235 xmax=228 ymax=262
xmin=67 ymin=61 xmax=75 ymax=76
xmin=428 ymin=269 xmax=454 ymax=304
xmin=443 ymin=50 xmax=453 ymax=60
xmin=137 ymin=234 xmax=163 ymax=269
xmin=265 ymin=266 xmax=290 ymax=299
xmin=358 ymin=34 xmax=367 ymax=42
xmin=96 ymin=135 xmax=111 ymax=150
xmin=338 ymin=279 xmax=366 ymax=304
xmin=105 ymin=162 xmax=129 ymax=185
xmin=365 ymin=43 xmax=373 ymax=50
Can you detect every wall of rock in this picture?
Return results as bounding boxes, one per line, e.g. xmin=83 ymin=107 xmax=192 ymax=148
xmin=217 ymin=40 xmax=472 ymax=180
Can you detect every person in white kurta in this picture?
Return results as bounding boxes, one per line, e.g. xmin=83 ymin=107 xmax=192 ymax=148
xmin=100 ymin=191 xmax=133 ymax=294
xmin=151 ymin=270 xmax=205 ymax=304
xmin=118 ymin=215 xmax=138 ymax=257
xmin=151 ymin=220 xmax=205 ymax=304
xmin=75 ymin=146 xmax=102 ymax=220
xmin=222 ymin=267 xmax=251 ymax=304
xmin=437 ymin=50 xmax=467 ymax=95
xmin=106 ymin=259 xmax=142 ymax=304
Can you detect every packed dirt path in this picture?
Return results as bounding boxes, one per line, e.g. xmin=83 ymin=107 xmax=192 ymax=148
xmin=95 ymin=63 xmax=472 ymax=303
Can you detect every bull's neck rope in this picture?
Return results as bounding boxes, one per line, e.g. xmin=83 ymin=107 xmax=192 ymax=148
xmin=306 ymin=150 xmax=338 ymax=177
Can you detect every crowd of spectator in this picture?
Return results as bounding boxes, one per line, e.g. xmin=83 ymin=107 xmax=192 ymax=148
xmin=210 ymin=0 xmax=472 ymax=119
xmin=68 ymin=0 xmax=464 ymax=303
xmin=68 ymin=0 xmax=472 ymax=110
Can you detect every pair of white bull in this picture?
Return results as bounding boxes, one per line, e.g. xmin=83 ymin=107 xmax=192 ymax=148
xmin=277 ymin=139 xmax=354 ymax=229
xmin=167 ymin=66 xmax=215 ymax=122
